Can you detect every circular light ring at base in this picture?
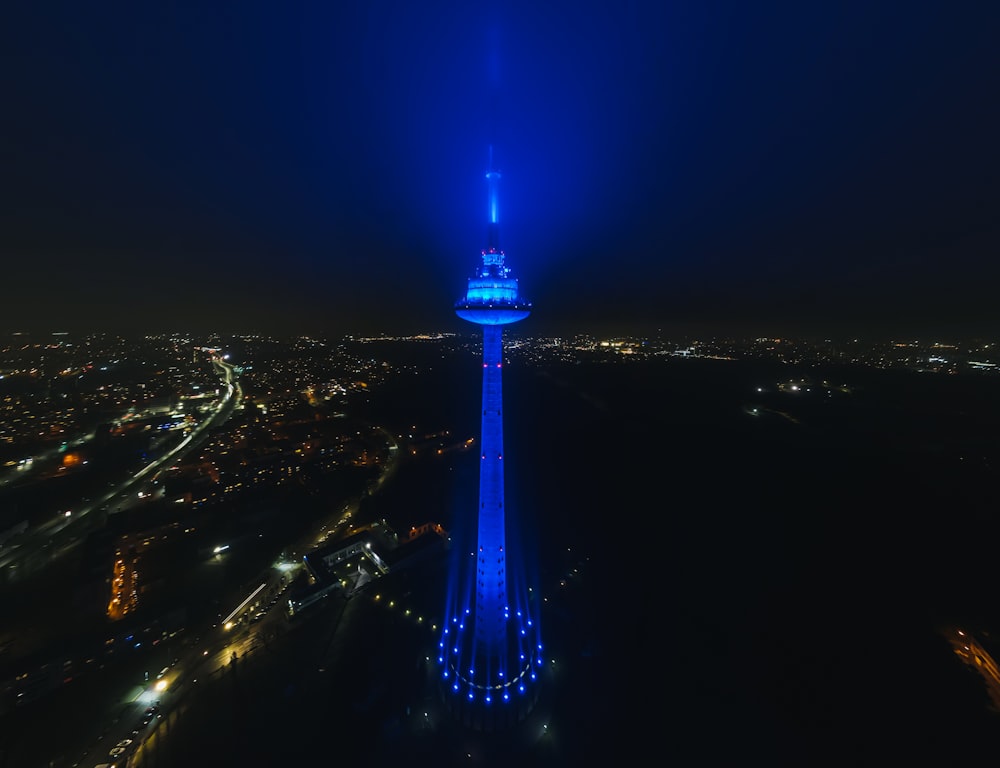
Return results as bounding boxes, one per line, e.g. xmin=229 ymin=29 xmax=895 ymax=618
xmin=438 ymin=652 xmax=543 ymax=732
xmin=436 ymin=610 xmax=543 ymax=731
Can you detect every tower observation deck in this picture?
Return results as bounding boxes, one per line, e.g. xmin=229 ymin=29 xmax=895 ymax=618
xmin=439 ymin=151 xmax=543 ymax=731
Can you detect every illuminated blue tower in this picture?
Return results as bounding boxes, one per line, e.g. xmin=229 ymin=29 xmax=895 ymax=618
xmin=439 ymin=150 xmax=543 ymax=730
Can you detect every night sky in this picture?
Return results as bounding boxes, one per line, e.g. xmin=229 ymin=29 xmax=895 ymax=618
xmin=2 ymin=1 xmax=998 ymax=339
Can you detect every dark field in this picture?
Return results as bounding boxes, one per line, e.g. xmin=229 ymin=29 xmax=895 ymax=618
xmin=338 ymin=348 xmax=1000 ymax=764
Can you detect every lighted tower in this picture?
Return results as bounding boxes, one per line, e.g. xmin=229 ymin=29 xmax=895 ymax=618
xmin=438 ymin=150 xmax=543 ymax=730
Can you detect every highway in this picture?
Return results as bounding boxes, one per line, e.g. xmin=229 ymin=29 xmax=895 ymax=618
xmin=0 ymin=351 xmax=403 ymax=767
xmin=0 ymin=356 xmax=241 ymax=578
xmin=67 ymin=419 xmax=402 ymax=768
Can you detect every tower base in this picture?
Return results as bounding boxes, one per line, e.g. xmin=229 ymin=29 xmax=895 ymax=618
xmin=435 ymin=609 xmax=544 ymax=732
xmin=439 ymin=681 xmax=540 ymax=732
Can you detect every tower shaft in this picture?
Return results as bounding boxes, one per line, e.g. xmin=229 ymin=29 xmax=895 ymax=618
xmin=475 ymin=324 xmax=507 ymax=650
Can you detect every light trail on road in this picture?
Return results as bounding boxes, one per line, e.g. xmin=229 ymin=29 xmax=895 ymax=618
xmin=221 ymin=582 xmax=267 ymax=627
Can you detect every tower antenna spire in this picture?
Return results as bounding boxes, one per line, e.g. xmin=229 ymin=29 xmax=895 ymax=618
xmin=485 ymin=146 xmax=501 ymax=253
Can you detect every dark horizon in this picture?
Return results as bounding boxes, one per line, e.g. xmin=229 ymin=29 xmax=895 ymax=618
xmin=3 ymin=2 xmax=999 ymax=339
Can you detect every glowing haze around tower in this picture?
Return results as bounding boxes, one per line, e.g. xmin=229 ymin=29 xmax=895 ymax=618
xmin=439 ymin=150 xmax=542 ymax=730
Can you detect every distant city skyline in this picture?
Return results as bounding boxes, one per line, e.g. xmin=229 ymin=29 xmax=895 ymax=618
xmin=3 ymin=2 xmax=998 ymax=338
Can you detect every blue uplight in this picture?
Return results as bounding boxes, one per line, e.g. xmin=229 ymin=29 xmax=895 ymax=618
xmin=486 ymin=161 xmax=500 ymax=226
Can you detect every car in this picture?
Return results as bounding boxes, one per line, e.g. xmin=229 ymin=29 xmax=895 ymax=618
xmin=109 ymin=742 xmax=130 ymax=759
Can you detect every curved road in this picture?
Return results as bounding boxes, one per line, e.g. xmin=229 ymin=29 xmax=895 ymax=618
xmin=0 ymin=357 xmax=241 ymax=580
